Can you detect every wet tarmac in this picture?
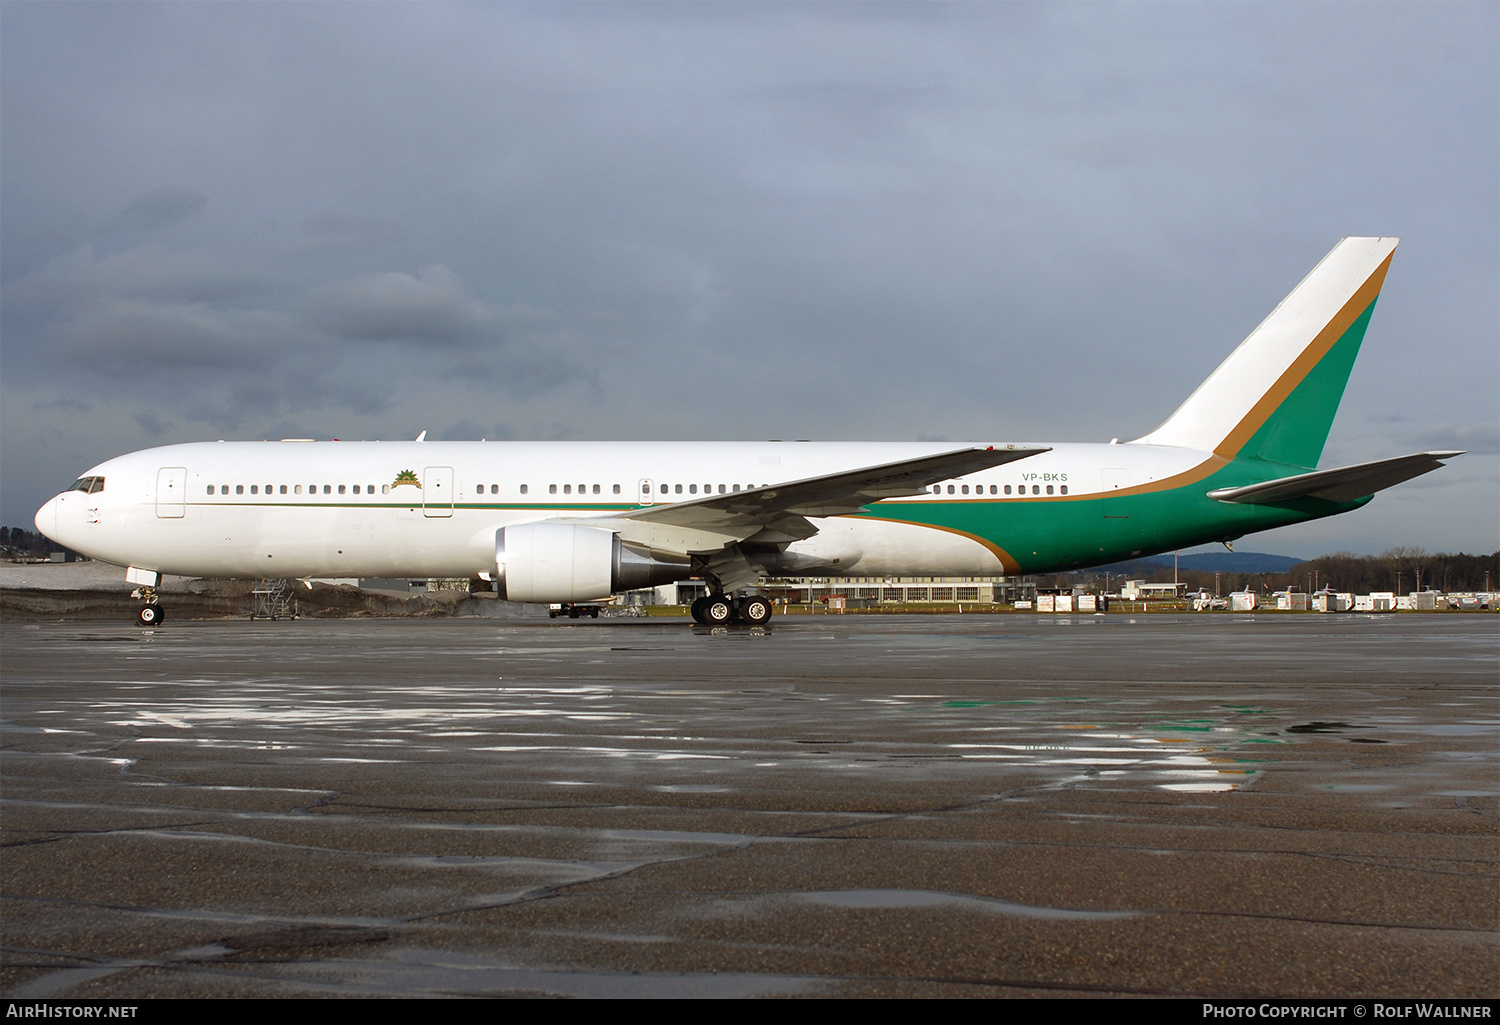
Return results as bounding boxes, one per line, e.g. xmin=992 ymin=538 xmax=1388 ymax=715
xmin=2 ymin=614 xmax=1496 ymax=997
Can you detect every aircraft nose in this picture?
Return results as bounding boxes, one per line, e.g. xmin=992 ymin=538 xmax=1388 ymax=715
xmin=34 ymin=495 xmax=58 ymax=541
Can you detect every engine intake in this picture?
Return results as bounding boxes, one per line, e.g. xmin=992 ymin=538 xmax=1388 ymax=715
xmin=495 ymin=523 xmax=691 ymax=603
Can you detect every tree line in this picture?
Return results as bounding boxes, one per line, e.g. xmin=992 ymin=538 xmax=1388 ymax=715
xmin=1037 ymin=548 xmax=1498 ymax=595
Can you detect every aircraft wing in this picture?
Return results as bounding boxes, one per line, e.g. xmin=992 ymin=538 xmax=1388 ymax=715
xmin=1206 ymin=451 xmax=1463 ymax=505
xmin=612 ymin=445 xmax=1049 ymax=544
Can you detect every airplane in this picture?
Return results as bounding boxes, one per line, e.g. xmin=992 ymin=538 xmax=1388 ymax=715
xmin=34 ymin=236 xmax=1460 ymax=627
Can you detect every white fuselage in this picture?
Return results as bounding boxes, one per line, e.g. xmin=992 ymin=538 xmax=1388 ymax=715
xmin=35 ymin=439 xmax=1204 ymax=580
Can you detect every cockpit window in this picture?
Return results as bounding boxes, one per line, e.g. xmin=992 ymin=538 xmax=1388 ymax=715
xmin=67 ymin=476 xmax=105 ymax=494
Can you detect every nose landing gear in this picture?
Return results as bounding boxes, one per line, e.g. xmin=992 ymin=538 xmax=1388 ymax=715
xmin=130 ymin=586 xmax=164 ymax=626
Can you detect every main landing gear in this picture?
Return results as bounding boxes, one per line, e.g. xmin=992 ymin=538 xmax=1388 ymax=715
xmin=131 ymin=586 xmax=164 ymax=626
xmin=690 ymin=593 xmax=773 ymax=626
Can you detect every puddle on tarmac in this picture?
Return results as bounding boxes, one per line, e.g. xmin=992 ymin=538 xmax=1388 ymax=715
xmin=797 ymin=889 xmax=1137 ymax=920
xmin=272 ymin=947 xmax=827 ymax=997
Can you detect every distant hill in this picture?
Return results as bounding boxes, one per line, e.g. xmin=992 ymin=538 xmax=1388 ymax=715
xmin=1092 ymin=552 xmax=1304 ymax=576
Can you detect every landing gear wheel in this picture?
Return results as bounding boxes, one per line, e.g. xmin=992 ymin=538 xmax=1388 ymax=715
xmin=137 ymin=604 xmax=164 ymax=627
xmin=690 ymin=597 xmax=710 ymax=624
xmin=739 ymin=595 xmax=773 ymax=625
xmin=704 ymin=596 xmax=734 ymax=624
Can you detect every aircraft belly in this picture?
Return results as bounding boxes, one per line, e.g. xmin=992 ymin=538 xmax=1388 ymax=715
xmin=81 ymin=503 xmax=498 ymax=580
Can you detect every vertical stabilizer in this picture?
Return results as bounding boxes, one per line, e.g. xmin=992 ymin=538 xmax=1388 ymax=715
xmin=1131 ymin=237 xmax=1398 ymax=469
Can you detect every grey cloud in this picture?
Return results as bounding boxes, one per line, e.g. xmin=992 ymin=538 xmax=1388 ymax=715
xmin=3 ymin=245 xmax=275 ymax=319
xmin=106 ymin=186 xmax=207 ymax=234
xmin=53 ymin=301 xmax=292 ymax=374
xmin=302 ymin=212 xmax=390 ymax=237
xmin=131 ymin=411 xmax=174 ymax=436
xmin=304 ymin=265 xmax=501 ymax=347
xmin=1406 ymin=422 xmax=1500 ymax=457
xmin=31 ymin=396 xmax=92 ymax=413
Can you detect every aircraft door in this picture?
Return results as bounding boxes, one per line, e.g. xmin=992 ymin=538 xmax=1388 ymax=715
xmin=638 ymin=478 xmax=655 ymax=506
xmin=423 ymin=466 xmax=454 ymax=518
xmin=1101 ymin=468 xmax=1130 ymax=522
xmin=155 ymin=467 xmax=187 ymax=518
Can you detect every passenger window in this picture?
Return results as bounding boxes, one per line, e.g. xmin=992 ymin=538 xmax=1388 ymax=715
xmin=236 ymin=485 xmax=244 ymax=495
xmin=1032 ymin=485 xmax=1040 ymax=495
xmin=295 ymin=485 xmax=303 ymax=495
xmin=251 ymin=485 xmax=259 ymax=494
xmin=1060 ymin=485 xmax=1068 ymax=495
xmin=338 ymin=485 xmax=346 ymax=494
xmin=689 ymin=484 xmax=697 ymax=494
xmin=1004 ymin=485 xmax=1012 ymax=495
xmin=207 ymin=485 xmax=215 ymax=495
xmin=549 ymin=484 xmax=557 ymax=494
xmin=490 ymin=485 xmax=498 ymax=494
xmin=613 ymin=484 xmax=620 ymax=494
xmin=368 ymin=484 xmax=375 ymax=493
xmin=352 ymin=485 xmax=360 ymax=494
xmin=732 ymin=484 xmax=740 ymax=492
xmin=324 ymin=485 xmax=331 ymax=494
xmin=717 ymin=484 xmax=725 ymax=493
xmin=1046 ymin=485 xmax=1054 ymax=495
xmin=592 ymin=484 xmax=600 ymax=494
xmin=265 ymin=485 xmax=272 ymax=494
xmin=990 ymin=485 xmax=997 ymax=495
xmin=520 ymin=484 xmax=528 ymax=495
xmin=382 ymin=484 xmax=390 ymax=494
xmin=280 ymin=485 xmax=287 ymax=494
xmin=948 ymin=485 xmax=956 ymax=494
xmin=563 ymin=484 xmax=572 ymax=494
xmin=961 ymin=485 xmax=969 ymax=495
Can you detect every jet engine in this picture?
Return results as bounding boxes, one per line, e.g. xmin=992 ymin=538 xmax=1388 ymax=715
xmin=494 ymin=522 xmax=691 ymax=603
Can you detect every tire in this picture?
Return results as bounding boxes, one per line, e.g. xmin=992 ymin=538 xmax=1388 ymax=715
xmin=568 ymin=608 xmax=580 ymax=619
xmin=704 ymin=596 xmax=733 ymax=624
xmin=690 ymin=597 xmax=710 ymax=624
xmin=137 ymin=604 xmax=163 ymax=626
xmin=739 ymin=595 xmax=773 ymax=625
xmin=589 ymin=608 xmax=599 ymax=619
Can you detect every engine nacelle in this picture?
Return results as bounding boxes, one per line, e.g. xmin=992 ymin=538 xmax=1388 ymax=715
xmin=495 ymin=523 xmax=691 ymax=603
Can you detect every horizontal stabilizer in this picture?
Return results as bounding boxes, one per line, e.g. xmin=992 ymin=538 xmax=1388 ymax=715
xmin=1206 ymin=451 xmax=1463 ymax=505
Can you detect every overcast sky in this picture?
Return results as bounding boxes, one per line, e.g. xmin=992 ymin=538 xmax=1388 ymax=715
xmin=2 ymin=3 xmax=1495 ymax=558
